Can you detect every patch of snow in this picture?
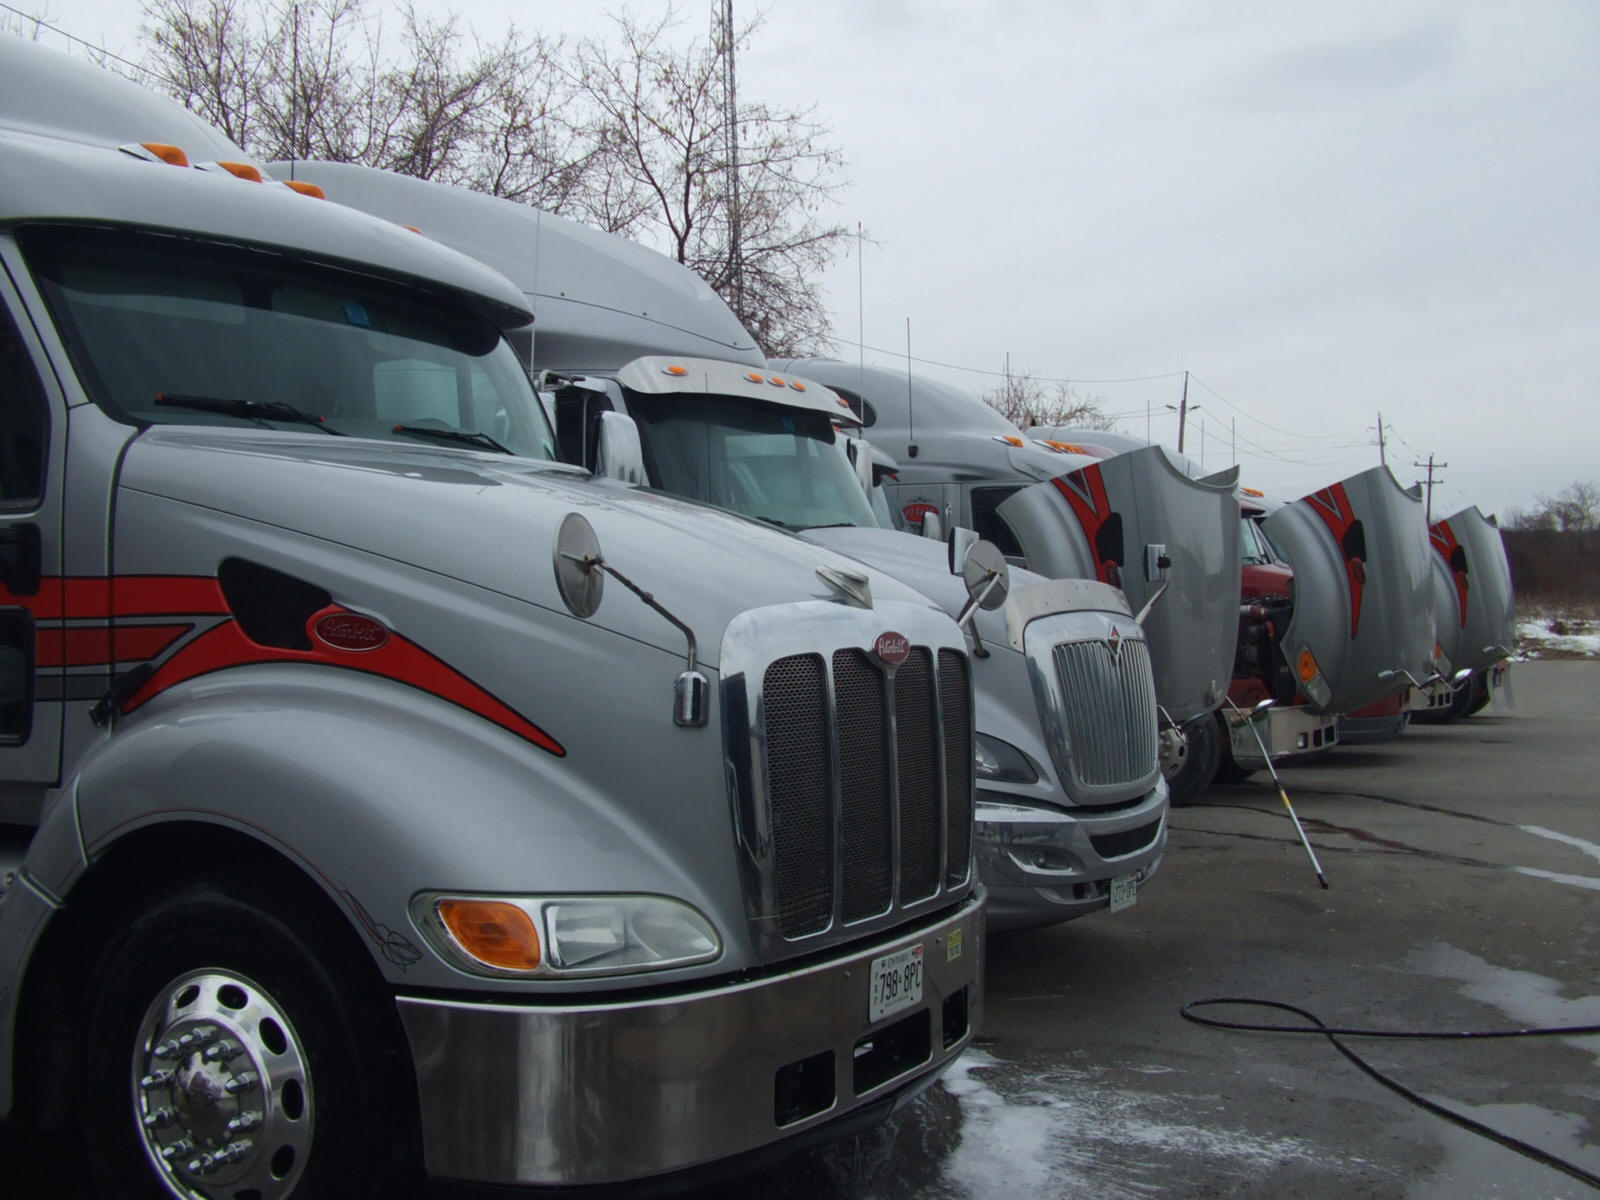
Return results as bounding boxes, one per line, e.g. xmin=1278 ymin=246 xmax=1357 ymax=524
xmin=1517 ymin=618 xmax=1600 ymax=659
xmin=1406 ymin=943 xmax=1600 ymax=1061
xmin=1405 ymin=1100 xmax=1600 ymax=1200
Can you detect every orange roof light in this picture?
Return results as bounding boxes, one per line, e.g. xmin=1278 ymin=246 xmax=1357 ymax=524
xmin=141 ymin=142 xmax=190 ymax=167
xmin=996 ymin=435 xmax=1025 ymax=447
xmin=284 ymin=179 xmax=326 ymax=199
xmin=792 ymin=381 xmax=809 ymax=393
xmin=218 ymin=161 xmax=264 ymax=183
xmin=1045 ymin=439 xmax=1088 ymax=454
xmin=663 ymin=364 xmax=689 ymax=376
xmin=437 ymin=898 xmax=541 ymax=971
xmin=768 ymin=376 xmax=786 ymax=386
xmin=746 ymin=372 xmax=765 ymax=383
xmin=1242 ymin=486 xmax=1265 ymax=498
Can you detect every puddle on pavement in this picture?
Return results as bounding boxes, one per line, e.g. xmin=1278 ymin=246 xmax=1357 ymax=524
xmin=761 ymin=1047 xmax=1358 ymax=1199
xmin=1405 ymin=1100 xmax=1600 ymax=1199
xmin=1407 ymin=942 xmax=1600 ymax=1060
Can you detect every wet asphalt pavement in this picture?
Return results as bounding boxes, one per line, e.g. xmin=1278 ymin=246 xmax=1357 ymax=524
xmin=4 ymin=660 xmax=1596 ymax=1198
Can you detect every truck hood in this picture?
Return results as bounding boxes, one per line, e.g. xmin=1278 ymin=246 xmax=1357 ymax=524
xmin=118 ymin=429 xmax=942 ymax=660
xmin=1428 ymin=506 xmax=1516 ymax=675
xmin=1263 ymin=465 xmax=1436 ymax=712
xmin=994 ymin=446 xmax=1242 ymax=723
xmin=800 ymin=525 xmax=1058 ymax=652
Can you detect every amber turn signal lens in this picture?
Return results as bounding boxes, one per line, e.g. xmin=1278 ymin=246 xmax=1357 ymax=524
xmin=284 ymin=180 xmax=326 ymax=198
xmin=218 ymin=161 xmax=264 ymax=182
xmin=437 ymin=898 xmax=542 ymax=971
xmin=1297 ymin=649 xmax=1319 ymax=684
xmin=141 ymin=142 xmax=190 ymax=167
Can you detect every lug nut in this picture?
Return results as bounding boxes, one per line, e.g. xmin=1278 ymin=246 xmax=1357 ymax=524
xmin=152 ymin=1040 xmax=180 ymax=1060
xmin=142 ymin=1107 xmax=174 ymax=1130
xmin=217 ymin=1139 xmax=254 ymax=1163
xmin=202 ymin=1037 xmax=241 ymax=1063
xmin=160 ymin=1138 xmax=195 ymax=1162
xmin=226 ymin=1110 xmax=263 ymax=1134
xmin=140 ymin=1069 xmax=174 ymax=1089
xmin=186 ymin=1153 xmax=216 ymax=1175
xmin=223 ymin=1071 xmax=258 ymax=1095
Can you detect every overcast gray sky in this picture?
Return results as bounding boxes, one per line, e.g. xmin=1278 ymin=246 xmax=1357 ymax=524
xmin=19 ymin=0 xmax=1600 ymax=520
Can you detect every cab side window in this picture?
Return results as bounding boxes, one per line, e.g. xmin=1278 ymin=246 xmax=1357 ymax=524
xmin=0 ymin=304 xmax=47 ymax=505
xmin=969 ymin=486 xmax=1024 ymax=558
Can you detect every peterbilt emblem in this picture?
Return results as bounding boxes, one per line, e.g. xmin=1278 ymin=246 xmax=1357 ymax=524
xmin=1106 ymin=626 xmax=1123 ymax=663
xmin=313 ymin=612 xmax=390 ymax=652
xmin=873 ymin=632 xmax=911 ymax=667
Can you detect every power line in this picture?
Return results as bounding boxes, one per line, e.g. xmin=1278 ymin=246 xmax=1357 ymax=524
xmin=1187 ymin=371 xmax=1369 ymax=443
xmin=0 ymin=3 xmax=150 ymax=79
xmin=828 ymin=334 xmax=1188 ymax=385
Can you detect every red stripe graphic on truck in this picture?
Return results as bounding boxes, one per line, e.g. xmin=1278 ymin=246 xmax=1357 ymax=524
xmin=1429 ymin=520 xmax=1469 ymax=629
xmin=1304 ymin=483 xmax=1367 ymax=638
xmin=0 ymin=574 xmax=564 ymax=755
xmin=1051 ymin=465 xmax=1123 ymax=587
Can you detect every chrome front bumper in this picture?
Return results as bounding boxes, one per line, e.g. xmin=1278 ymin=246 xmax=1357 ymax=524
xmin=1228 ymin=704 xmax=1339 ymax=767
xmin=975 ymin=782 xmax=1168 ymax=931
xmin=395 ymin=893 xmax=985 ymax=1186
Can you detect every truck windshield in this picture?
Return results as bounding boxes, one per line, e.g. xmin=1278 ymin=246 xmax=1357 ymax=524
xmin=22 ymin=226 xmax=556 ymax=460
xmin=629 ymin=394 xmax=877 ymax=532
xmin=1239 ymin=515 xmax=1274 ymax=565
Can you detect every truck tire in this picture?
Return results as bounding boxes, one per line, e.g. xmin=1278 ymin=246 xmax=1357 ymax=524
xmin=1165 ymin=713 xmax=1223 ymax=805
xmin=1465 ymin=670 xmax=1492 ymax=716
xmin=78 ymin=880 xmax=416 ymax=1200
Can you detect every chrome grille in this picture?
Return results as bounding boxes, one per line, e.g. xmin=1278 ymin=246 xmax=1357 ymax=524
xmin=939 ymin=649 xmax=973 ymax=887
xmin=760 ymin=643 xmax=973 ymax=942
xmin=1052 ymin=638 xmax=1159 ymax=787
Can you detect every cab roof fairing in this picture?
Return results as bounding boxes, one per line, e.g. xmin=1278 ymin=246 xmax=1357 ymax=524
xmin=0 ymin=36 xmax=245 ymax=164
xmin=0 ymin=133 xmax=532 ymax=332
xmin=776 ymin=358 xmax=1025 ymax=442
xmin=265 ymin=160 xmax=763 ymax=371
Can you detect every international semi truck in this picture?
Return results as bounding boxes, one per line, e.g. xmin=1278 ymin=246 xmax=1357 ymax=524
xmin=1415 ymin=504 xmax=1516 ymax=722
xmin=0 ymin=39 xmax=986 ymax=1196
xmin=275 ymin=160 xmax=1170 ymax=931
xmin=775 ymin=364 xmax=1243 ymax=805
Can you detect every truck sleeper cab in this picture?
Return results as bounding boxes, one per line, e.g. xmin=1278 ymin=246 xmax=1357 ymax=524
xmin=270 ymin=161 xmax=1168 ymax=933
xmin=0 ymin=38 xmax=983 ymax=1196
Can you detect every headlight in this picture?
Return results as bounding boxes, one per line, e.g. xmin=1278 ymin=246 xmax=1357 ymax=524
xmin=974 ymin=732 xmax=1038 ymax=783
xmin=413 ymin=892 xmax=721 ymax=979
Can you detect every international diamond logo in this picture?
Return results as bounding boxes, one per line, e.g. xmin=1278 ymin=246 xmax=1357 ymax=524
xmin=1106 ymin=625 xmax=1123 ymax=663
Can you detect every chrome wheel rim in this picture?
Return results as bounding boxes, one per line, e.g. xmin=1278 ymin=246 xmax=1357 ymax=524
xmin=130 ymin=969 xmax=314 ymax=1199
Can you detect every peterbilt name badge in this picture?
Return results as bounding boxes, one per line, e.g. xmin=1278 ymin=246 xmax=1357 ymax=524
xmin=313 ymin=612 xmax=390 ymax=652
xmin=874 ymin=632 xmax=911 ymax=667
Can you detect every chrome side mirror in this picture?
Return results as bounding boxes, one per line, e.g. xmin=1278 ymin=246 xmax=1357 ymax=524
xmin=920 ymin=509 xmax=945 ymax=541
xmin=594 ymin=411 xmax=646 ymax=484
xmin=955 ymin=538 xmax=1010 ymax=628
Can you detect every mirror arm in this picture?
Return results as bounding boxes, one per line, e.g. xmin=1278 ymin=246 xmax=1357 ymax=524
xmin=1133 ymin=580 xmax=1169 ymax=627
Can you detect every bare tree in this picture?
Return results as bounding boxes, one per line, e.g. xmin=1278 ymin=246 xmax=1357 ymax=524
xmin=981 ymin=370 xmax=1116 ymax=431
xmin=566 ymin=6 xmax=849 ymax=357
xmin=1507 ymin=480 xmax=1599 ymax=532
xmin=139 ymin=0 xmax=589 ymax=211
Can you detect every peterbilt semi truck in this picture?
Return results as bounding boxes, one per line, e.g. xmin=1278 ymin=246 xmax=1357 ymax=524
xmin=1415 ymin=505 xmax=1516 ymax=722
xmin=0 ymin=39 xmax=986 ymax=1197
xmin=777 ymin=363 xmax=1242 ymax=805
xmin=275 ymin=160 xmax=1169 ymax=931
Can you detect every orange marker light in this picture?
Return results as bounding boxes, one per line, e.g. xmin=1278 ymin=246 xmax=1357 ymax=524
xmin=768 ymin=376 xmax=786 ymax=386
xmin=998 ymin=435 xmax=1024 ymax=447
xmin=664 ymin=364 xmax=689 ymax=376
xmin=1045 ymin=440 xmax=1088 ymax=454
xmin=437 ymin=898 xmax=541 ymax=971
xmin=792 ymin=381 xmax=808 ymax=392
xmin=746 ymin=372 xmax=765 ymax=383
xmin=218 ymin=161 xmax=264 ymax=183
xmin=1242 ymin=487 xmax=1265 ymax=498
xmin=1297 ymin=649 xmax=1319 ymax=684
xmin=141 ymin=142 xmax=190 ymax=167
xmin=284 ymin=180 xmax=326 ymax=199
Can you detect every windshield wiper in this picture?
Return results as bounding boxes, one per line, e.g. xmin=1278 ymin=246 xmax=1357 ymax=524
xmin=391 ymin=424 xmax=512 ymax=454
xmin=155 ymin=393 xmax=343 ymax=434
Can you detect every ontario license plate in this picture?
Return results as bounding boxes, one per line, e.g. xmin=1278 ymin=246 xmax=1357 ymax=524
xmin=868 ymin=944 xmax=925 ymax=1023
xmin=1109 ymin=872 xmax=1138 ymax=913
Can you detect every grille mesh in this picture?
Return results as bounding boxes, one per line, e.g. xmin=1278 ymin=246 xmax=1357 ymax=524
xmin=761 ymin=639 xmax=971 ymax=942
xmin=1052 ymin=638 xmax=1159 ymax=787
xmin=834 ymin=650 xmax=892 ymax=923
xmin=938 ymin=650 xmax=973 ymax=887
xmin=763 ymin=654 xmax=832 ymax=938
xmin=895 ymin=649 xmax=940 ymax=904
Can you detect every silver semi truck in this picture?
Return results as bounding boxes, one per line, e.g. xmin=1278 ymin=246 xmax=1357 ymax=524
xmin=0 ymin=39 xmax=986 ymax=1196
xmin=273 ymin=160 xmax=1169 ymax=932
xmin=779 ymin=364 xmax=1243 ymax=805
xmin=1416 ymin=505 xmax=1516 ymax=721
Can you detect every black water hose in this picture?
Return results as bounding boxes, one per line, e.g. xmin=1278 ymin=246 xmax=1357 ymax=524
xmin=1181 ymin=997 xmax=1600 ymax=1190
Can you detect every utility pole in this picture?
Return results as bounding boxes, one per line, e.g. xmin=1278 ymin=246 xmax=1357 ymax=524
xmin=718 ymin=0 xmax=743 ymax=319
xmin=1177 ymin=370 xmax=1190 ymax=454
xmin=1414 ymin=454 xmax=1447 ymax=524
xmin=1231 ymin=417 xmax=1236 ymax=466
xmin=1375 ymin=411 xmax=1387 ymax=466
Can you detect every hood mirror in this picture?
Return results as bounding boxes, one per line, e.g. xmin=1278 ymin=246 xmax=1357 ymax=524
xmin=554 ymin=512 xmax=605 ymax=618
xmin=920 ymin=509 xmax=945 ymax=541
xmin=956 ymin=537 xmax=1010 ymax=630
